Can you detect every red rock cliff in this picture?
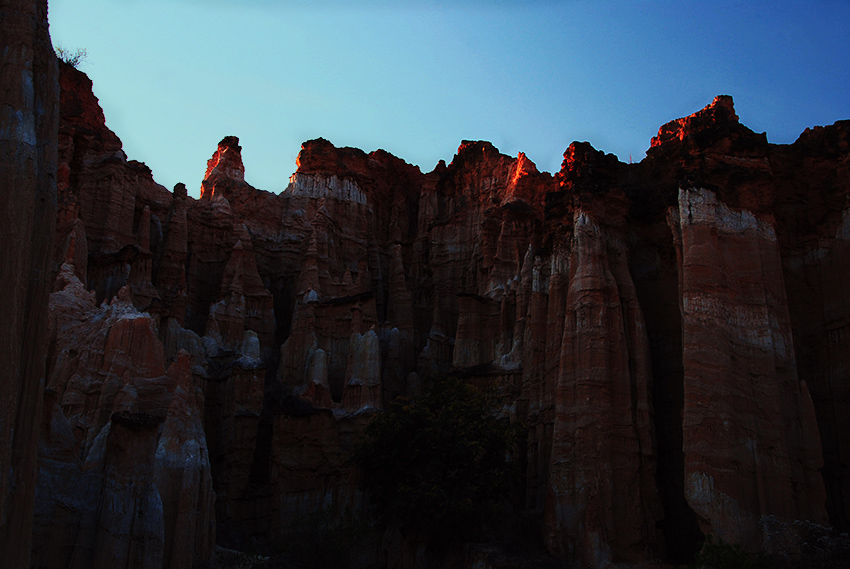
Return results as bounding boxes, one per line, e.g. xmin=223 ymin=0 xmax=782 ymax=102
xmin=23 ymin=61 xmax=850 ymax=569
xmin=0 ymin=1 xmax=58 ymax=567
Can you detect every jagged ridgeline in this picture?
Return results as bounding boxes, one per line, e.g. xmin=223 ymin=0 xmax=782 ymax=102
xmin=3 ymin=5 xmax=850 ymax=567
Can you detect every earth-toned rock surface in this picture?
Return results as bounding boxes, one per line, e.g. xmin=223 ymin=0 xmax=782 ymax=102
xmin=0 ymin=0 xmax=58 ymax=567
xmin=2 ymin=6 xmax=850 ymax=565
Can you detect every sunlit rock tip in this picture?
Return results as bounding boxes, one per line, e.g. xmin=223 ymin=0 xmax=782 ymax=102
xmin=651 ymin=94 xmax=741 ymax=147
xmin=201 ymin=135 xmax=246 ymax=200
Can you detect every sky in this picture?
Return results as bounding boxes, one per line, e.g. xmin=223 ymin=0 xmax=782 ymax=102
xmin=49 ymin=0 xmax=850 ymax=198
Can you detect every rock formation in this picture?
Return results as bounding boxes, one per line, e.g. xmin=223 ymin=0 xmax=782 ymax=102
xmin=0 ymin=13 xmax=847 ymax=564
xmin=0 ymin=1 xmax=58 ymax=567
xmin=32 ymin=267 xmax=214 ymax=569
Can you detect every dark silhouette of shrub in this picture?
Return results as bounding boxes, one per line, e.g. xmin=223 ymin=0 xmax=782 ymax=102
xmin=694 ymin=535 xmax=774 ymax=569
xmin=55 ymin=46 xmax=87 ymax=68
xmin=355 ymin=375 xmax=519 ymax=539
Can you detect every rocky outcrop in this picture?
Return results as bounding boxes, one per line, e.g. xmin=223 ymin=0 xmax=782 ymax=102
xmin=56 ymin=61 xmax=173 ymax=308
xmin=200 ymin=136 xmax=247 ymax=201
xmin=205 ymin=225 xmax=275 ymax=351
xmin=673 ymin=187 xmax=826 ymax=545
xmin=156 ymin=352 xmax=215 ymax=569
xmin=0 ymin=1 xmax=58 ymax=567
xmin=546 ymin=211 xmax=659 ymax=566
xmin=153 ymin=183 xmax=189 ymax=324
xmin=33 ymin=266 xmax=215 ymax=569
xmin=23 ymin=59 xmax=850 ymax=569
xmin=770 ymin=124 xmax=850 ymax=532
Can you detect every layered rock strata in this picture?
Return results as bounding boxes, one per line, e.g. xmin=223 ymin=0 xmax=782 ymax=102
xmin=0 ymin=1 xmax=58 ymax=567
xmin=21 ymin=59 xmax=850 ymax=569
xmin=33 ymin=267 xmax=214 ymax=569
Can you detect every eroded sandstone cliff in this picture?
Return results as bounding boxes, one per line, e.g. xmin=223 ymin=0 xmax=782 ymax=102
xmin=21 ymin=59 xmax=850 ymax=569
xmin=0 ymin=1 xmax=57 ymax=567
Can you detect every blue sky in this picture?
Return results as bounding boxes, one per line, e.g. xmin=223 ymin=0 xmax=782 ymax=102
xmin=49 ymin=0 xmax=850 ymax=198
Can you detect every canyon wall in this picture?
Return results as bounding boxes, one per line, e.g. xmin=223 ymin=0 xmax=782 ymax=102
xmin=2 ymin=32 xmax=848 ymax=568
xmin=0 ymin=0 xmax=57 ymax=567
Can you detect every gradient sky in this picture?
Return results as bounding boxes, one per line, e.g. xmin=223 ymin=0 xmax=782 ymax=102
xmin=49 ymin=0 xmax=850 ymax=198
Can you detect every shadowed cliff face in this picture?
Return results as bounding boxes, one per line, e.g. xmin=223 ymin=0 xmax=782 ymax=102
xmin=27 ymin=60 xmax=850 ymax=569
xmin=0 ymin=0 xmax=58 ymax=567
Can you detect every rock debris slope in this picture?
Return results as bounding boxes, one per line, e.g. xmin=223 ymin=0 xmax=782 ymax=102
xmin=4 ymin=45 xmax=850 ymax=569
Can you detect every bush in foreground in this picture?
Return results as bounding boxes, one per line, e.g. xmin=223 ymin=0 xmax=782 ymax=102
xmin=355 ymin=375 xmax=519 ymax=539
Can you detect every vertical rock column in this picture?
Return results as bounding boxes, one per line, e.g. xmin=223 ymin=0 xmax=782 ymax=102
xmin=0 ymin=0 xmax=58 ymax=566
xmin=675 ymin=187 xmax=827 ymax=544
xmin=782 ymin=198 xmax=850 ymax=530
xmin=547 ymin=212 xmax=659 ymax=567
xmin=156 ymin=352 xmax=215 ymax=569
xmin=155 ymin=183 xmax=189 ymax=324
